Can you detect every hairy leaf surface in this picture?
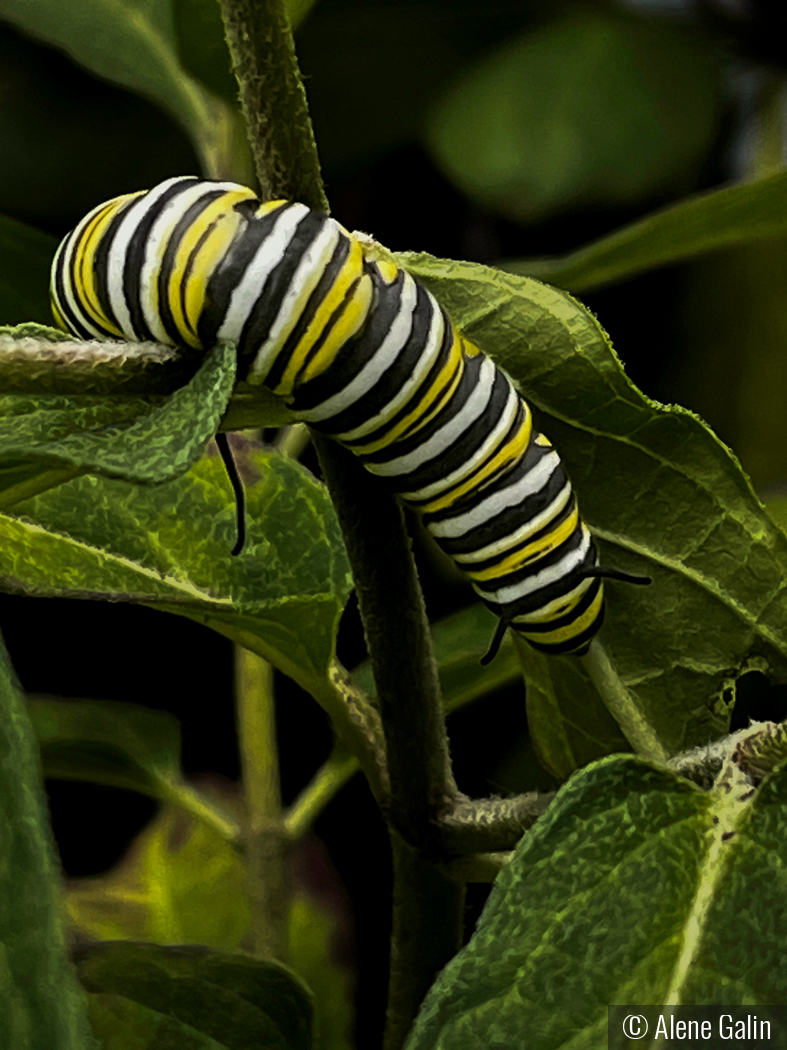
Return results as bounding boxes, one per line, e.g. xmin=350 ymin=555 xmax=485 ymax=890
xmin=0 ymin=445 xmax=352 ymax=691
xmin=405 ymin=754 xmax=787 ymax=1049
xmin=400 ymin=253 xmax=787 ymax=757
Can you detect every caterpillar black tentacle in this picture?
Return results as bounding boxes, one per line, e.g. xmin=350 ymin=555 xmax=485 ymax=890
xmin=214 ymin=432 xmax=246 ymax=556
xmin=50 ymin=175 xmax=645 ymax=658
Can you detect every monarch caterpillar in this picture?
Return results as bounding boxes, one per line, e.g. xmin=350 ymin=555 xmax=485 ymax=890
xmin=50 ymin=176 xmax=648 ymax=660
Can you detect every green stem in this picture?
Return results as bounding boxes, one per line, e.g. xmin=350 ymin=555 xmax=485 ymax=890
xmin=161 ymin=781 xmax=242 ymax=846
xmin=283 ymin=748 xmax=359 ymax=840
xmin=236 ymin=646 xmax=290 ymax=960
xmin=275 ymin=422 xmax=312 ymax=459
xmin=218 ymin=0 xmax=329 ymax=210
xmin=581 ymin=639 xmax=669 ymax=764
xmin=384 ymin=835 xmax=465 ymax=1050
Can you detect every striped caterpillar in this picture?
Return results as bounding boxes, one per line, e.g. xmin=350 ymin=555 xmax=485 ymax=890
xmin=50 ymin=176 xmax=648 ymax=660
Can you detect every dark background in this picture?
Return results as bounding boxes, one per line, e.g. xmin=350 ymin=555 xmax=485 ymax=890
xmin=2 ymin=0 xmax=787 ymax=1044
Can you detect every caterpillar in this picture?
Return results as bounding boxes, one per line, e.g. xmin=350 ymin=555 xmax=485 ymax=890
xmin=49 ymin=175 xmax=648 ymax=661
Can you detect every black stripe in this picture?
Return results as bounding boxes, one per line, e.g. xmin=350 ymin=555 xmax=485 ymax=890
xmin=156 ymin=188 xmax=229 ymax=347
xmin=238 ymin=211 xmax=331 ymax=381
xmin=309 ymin=281 xmax=438 ymax=438
xmin=512 ymin=573 xmax=602 ymax=635
xmin=516 ymin=588 xmax=605 ymax=655
xmin=263 ymin=229 xmax=353 ymax=391
xmin=90 ymin=197 xmax=141 ymax=335
xmin=423 ymin=438 xmax=564 ymax=556
xmin=371 ymin=363 xmax=513 ymax=499
xmin=198 ymin=200 xmax=286 ymax=358
xmin=286 ymin=264 xmax=405 ymax=414
xmin=53 ymin=234 xmax=95 ymax=338
xmin=123 ymin=180 xmax=201 ymax=341
xmin=338 ymin=301 xmax=458 ymax=449
xmin=458 ymin=492 xmax=577 ymax=575
xmin=474 ymin=526 xmax=595 ymax=604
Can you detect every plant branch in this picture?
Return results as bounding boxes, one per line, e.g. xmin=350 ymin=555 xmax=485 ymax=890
xmin=283 ymin=747 xmax=359 ymax=841
xmin=236 ymin=646 xmax=290 ymax=961
xmin=313 ymin=437 xmax=457 ymax=844
xmin=313 ymin=437 xmax=462 ymax=1049
xmin=385 ymin=835 xmax=465 ymax=1050
xmin=218 ymin=0 xmax=329 ymax=210
xmin=437 ymin=792 xmax=554 ymax=855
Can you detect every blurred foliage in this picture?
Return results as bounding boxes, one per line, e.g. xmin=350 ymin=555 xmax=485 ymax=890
xmin=67 ymin=798 xmax=354 ymax=1050
xmin=3 ymin=0 xmax=787 ymax=1045
xmin=426 ymin=9 xmax=723 ymax=223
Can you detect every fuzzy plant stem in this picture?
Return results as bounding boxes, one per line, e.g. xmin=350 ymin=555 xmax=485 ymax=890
xmin=218 ymin=3 xmax=464 ymax=1045
xmin=217 ymin=0 xmax=329 ymax=211
xmin=314 ymin=437 xmax=465 ymax=1050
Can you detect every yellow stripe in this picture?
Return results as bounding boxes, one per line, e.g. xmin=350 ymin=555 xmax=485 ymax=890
xmin=164 ymin=188 xmax=256 ymax=347
xmin=50 ymin=298 xmax=68 ymax=332
xmin=272 ymin=234 xmax=367 ymax=395
xmin=376 ymin=260 xmax=399 ymax=284
xmin=257 ymin=199 xmax=289 ymax=218
xmin=297 ymin=272 xmax=375 ymax=387
xmin=466 ymin=505 xmax=580 ymax=582
xmin=462 ymin=337 xmax=482 ymax=357
xmin=517 ymin=588 xmax=604 ymax=647
xmin=350 ymin=329 xmax=465 ymax=455
xmin=513 ymin=575 xmax=595 ymax=625
xmin=75 ymin=196 xmax=138 ymax=336
xmin=418 ymin=407 xmax=533 ymax=513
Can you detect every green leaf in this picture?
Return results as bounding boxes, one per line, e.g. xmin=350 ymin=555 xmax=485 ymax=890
xmin=0 ymin=343 xmax=235 ymax=490
xmin=0 ymin=214 xmax=58 ymax=325
xmin=0 ymin=633 xmax=97 ymax=1049
xmin=2 ymin=444 xmax=352 ymax=694
xmin=87 ymin=993 xmax=228 ymax=1050
xmin=67 ymin=803 xmax=353 ymax=1050
xmin=31 ymin=697 xmax=183 ymax=796
xmin=29 ymin=696 xmax=236 ymax=839
xmin=0 ymin=0 xmax=242 ymax=177
xmin=405 ymin=754 xmax=787 ymax=1049
xmin=76 ymin=941 xmax=313 ymax=1050
xmin=398 ymin=253 xmax=787 ymax=755
xmin=351 ymin=602 xmax=521 ymax=715
xmin=426 ymin=11 xmax=722 ymax=223
xmin=507 ymin=169 xmax=787 ymax=292
xmin=67 ymin=801 xmax=251 ymax=948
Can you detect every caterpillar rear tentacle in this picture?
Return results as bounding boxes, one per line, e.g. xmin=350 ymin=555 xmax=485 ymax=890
xmin=50 ymin=175 xmax=648 ymax=659
xmin=215 ymin=432 xmax=246 ymax=556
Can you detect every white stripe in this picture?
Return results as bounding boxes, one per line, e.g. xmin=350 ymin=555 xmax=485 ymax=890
xmin=473 ymin=526 xmax=592 ymax=606
xmin=297 ymin=270 xmax=418 ymax=423
xmin=365 ymin=355 xmax=497 ymax=480
xmin=53 ymin=208 xmax=113 ymax=337
xmin=334 ymin=286 xmax=445 ymax=441
xmin=428 ymin=449 xmax=560 ymax=539
xmin=216 ymin=203 xmax=310 ymax=380
xmin=511 ymin=575 xmax=593 ymax=625
xmin=106 ymin=177 xmax=197 ymax=340
xmin=248 ymin=218 xmax=341 ymax=382
xmin=400 ymin=382 xmax=519 ymax=502
xmin=453 ymin=481 xmax=572 ymax=564
xmin=138 ymin=181 xmax=241 ymax=344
